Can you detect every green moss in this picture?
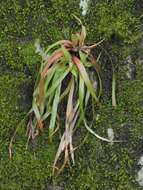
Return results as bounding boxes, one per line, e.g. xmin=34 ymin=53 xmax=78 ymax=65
xmin=0 ymin=0 xmax=141 ymax=70
xmin=0 ymin=0 xmax=143 ymax=189
xmin=0 ymin=72 xmax=56 ymax=190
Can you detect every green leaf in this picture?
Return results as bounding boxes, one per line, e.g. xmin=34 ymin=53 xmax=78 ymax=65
xmin=85 ymin=90 xmax=90 ymax=106
xmin=71 ymin=65 xmax=78 ymax=78
xmin=41 ymin=111 xmax=50 ymax=121
xmin=44 ymin=64 xmax=60 ymax=93
xmin=79 ymin=51 xmax=92 ymax=67
xmin=59 ymin=78 xmax=72 ymax=102
xmin=49 ymin=82 xmax=61 ymax=138
xmin=45 ymin=66 xmax=71 ymax=98
xmin=62 ymin=46 xmax=71 ymax=62
xmin=79 ymin=51 xmax=87 ymax=63
xmin=45 ymin=40 xmax=72 ymax=54
xmin=72 ymin=56 xmax=98 ymax=102
xmin=32 ymin=102 xmax=41 ymax=121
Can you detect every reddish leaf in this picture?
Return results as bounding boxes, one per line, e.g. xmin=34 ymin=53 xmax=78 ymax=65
xmin=41 ymin=50 xmax=64 ymax=78
xmin=72 ymin=55 xmax=98 ymax=101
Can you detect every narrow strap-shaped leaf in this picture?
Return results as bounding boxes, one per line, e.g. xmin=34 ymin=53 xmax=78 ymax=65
xmin=71 ymin=64 xmax=78 ymax=78
xmin=61 ymin=46 xmax=71 ymax=62
xmin=68 ymin=101 xmax=79 ymax=128
xmin=32 ymin=101 xmax=41 ymax=121
xmin=53 ymin=132 xmax=65 ymax=173
xmin=66 ymin=77 xmax=74 ymax=123
xmin=44 ymin=64 xmax=60 ymax=93
xmin=44 ymin=64 xmax=67 ymax=106
xmin=85 ymin=90 xmax=90 ymax=106
xmin=72 ymin=55 xmax=98 ymax=102
xmin=49 ymin=82 xmax=61 ymax=139
xmin=79 ymin=75 xmax=85 ymax=119
xmin=72 ymin=14 xmax=82 ymax=25
xmin=82 ymin=39 xmax=104 ymax=50
xmin=67 ymin=100 xmax=79 ymax=132
xmin=74 ymin=88 xmax=89 ymax=132
xmin=79 ymin=51 xmax=88 ymax=64
xmin=45 ymin=66 xmax=66 ymax=110
xmin=69 ymin=109 xmax=80 ymax=165
xmin=41 ymin=50 xmax=64 ymax=78
xmin=32 ymin=102 xmax=44 ymax=130
xmin=72 ymin=14 xmax=86 ymax=47
xmin=59 ymin=78 xmax=73 ymax=102
xmin=38 ymin=76 xmax=45 ymax=107
xmin=38 ymin=50 xmax=64 ymax=105
xmin=45 ymin=90 xmax=55 ymax=113
xmin=45 ymin=40 xmax=73 ymax=54
xmin=41 ymin=111 xmax=50 ymax=121
xmin=79 ymin=25 xmax=86 ymax=47
xmin=84 ymin=120 xmax=121 ymax=142
xmin=45 ymin=66 xmax=71 ymax=98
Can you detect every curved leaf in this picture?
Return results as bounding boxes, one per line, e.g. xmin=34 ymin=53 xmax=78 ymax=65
xmin=45 ymin=40 xmax=73 ymax=54
xmin=72 ymin=55 xmax=98 ymax=102
xmin=49 ymin=83 xmax=61 ymax=139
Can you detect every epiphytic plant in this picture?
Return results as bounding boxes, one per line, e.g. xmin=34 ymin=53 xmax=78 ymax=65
xmin=9 ymin=16 xmax=118 ymax=175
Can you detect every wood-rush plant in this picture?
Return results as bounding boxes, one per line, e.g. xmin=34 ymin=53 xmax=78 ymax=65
xmin=9 ymin=16 xmax=118 ymax=175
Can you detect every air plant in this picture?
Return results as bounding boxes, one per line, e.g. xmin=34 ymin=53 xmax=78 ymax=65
xmin=9 ymin=16 xmax=118 ymax=175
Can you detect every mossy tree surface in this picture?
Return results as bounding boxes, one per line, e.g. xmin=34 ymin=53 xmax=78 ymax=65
xmin=0 ymin=0 xmax=142 ymax=189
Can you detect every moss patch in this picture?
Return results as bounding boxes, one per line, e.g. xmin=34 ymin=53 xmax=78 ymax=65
xmin=0 ymin=72 xmax=56 ymax=190
xmin=0 ymin=0 xmax=141 ymax=70
xmin=0 ymin=0 xmax=143 ymax=189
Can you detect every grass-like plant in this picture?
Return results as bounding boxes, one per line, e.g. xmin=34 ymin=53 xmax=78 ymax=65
xmin=9 ymin=16 xmax=118 ymax=175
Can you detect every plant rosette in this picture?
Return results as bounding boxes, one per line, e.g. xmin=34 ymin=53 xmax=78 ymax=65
xmin=9 ymin=16 xmax=119 ymax=175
